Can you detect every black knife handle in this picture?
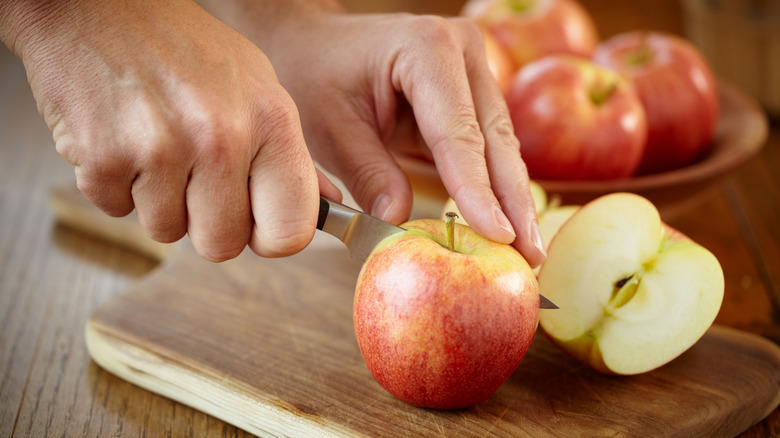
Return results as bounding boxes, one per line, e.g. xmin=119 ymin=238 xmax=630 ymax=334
xmin=317 ymin=197 xmax=329 ymax=231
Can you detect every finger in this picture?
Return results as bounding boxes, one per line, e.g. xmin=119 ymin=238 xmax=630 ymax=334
xmin=385 ymin=99 xmax=434 ymax=163
xmin=312 ymin=106 xmax=413 ymax=224
xmin=394 ymin=16 xmax=514 ymax=243
xmin=64 ymin=137 xmax=136 ymax=217
xmin=317 ymin=168 xmax=343 ymax=203
xmin=459 ymin=18 xmax=546 ymax=267
xmin=248 ymin=96 xmax=320 ymax=258
xmin=185 ymin=134 xmax=253 ymax=262
xmin=131 ymin=162 xmax=189 ymax=245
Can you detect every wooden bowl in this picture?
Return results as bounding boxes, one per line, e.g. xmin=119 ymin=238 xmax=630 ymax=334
xmin=401 ymin=81 xmax=769 ymax=218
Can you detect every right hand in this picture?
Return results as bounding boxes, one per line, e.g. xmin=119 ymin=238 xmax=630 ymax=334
xmin=3 ymin=0 xmax=341 ymax=261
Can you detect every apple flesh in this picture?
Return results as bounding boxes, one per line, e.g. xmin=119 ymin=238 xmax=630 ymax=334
xmin=538 ymin=193 xmax=724 ymax=375
xmin=462 ymin=0 xmax=598 ymax=68
xmin=593 ymin=31 xmax=720 ymax=174
xmin=505 ymin=55 xmax=648 ymax=180
xmin=353 ymin=218 xmax=539 ymax=409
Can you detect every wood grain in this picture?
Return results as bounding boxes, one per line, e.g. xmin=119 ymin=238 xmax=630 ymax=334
xmin=46 ymin=184 xmax=780 ymax=437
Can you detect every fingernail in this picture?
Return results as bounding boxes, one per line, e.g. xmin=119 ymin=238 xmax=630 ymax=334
xmin=494 ymin=207 xmax=516 ymax=239
xmin=530 ymin=221 xmax=546 ymax=257
xmin=371 ymin=194 xmax=394 ymax=221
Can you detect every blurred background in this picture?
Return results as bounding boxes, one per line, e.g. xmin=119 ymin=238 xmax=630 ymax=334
xmin=343 ymin=0 xmax=780 ymax=119
xmin=1 ymin=1 xmax=778 ymax=436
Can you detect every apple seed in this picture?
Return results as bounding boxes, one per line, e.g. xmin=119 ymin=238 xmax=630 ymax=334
xmin=615 ymin=275 xmax=633 ymax=288
xmin=609 ymin=274 xmax=640 ymax=311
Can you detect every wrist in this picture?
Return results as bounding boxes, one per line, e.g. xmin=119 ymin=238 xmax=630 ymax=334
xmin=0 ymin=1 xmax=68 ymax=59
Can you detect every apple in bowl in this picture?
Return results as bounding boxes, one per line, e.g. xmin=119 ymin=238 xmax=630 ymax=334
xmin=461 ymin=0 xmax=598 ymax=68
xmin=593 ymin=31 xmax=720 ymax=174
xmin=505 ymin=55 xmax=648 ymax=180
xmin=353 ymin=217 xmax=539 ymax=409
xmin=538 ymin=192 xmax=724 ymax=375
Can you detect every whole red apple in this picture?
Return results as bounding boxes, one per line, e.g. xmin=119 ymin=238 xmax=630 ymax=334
xmin=505 ymin=55 xmax=648 ymax=180
xmin=462 ymin=0 xmax=598 ymax=68
xmin=353 ymin=217 xmax=539 ymax=409
xmin=593 ymin=31 xmax=719 ymax=174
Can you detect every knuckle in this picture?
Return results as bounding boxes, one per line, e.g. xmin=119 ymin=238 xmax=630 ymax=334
xmin=407 ymin=15 xmax=460 ymax=50
xmin=54 ymin=135 xmax=80 ymax=166
xmin=75 ymin=176 xmax=133 ymax=217
xmin=257 ymin=90 xmax=301 ymax=137
xmin=431 ymin=107 xmax=485 ymax=155
xmin=190 ymin=220 xmax=252 ymax=262
xmin=123 ymin=118 xmax=182 ymax=170
xmin=186 ymin=113 xmax=253 ymax=176
xmin=252 ymin=220 xmax=313 ymax=258
xmin=453 ymin=17 xmax=484 ymax=43
xmin=486 ymin=113 xmax=519 ymax=143
xmin=195 ymin=241 xmax=246 ymax=263
xmin=141 ymin=215 xmax=187 ymax=244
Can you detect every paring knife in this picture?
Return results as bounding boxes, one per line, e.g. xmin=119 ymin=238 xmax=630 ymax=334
xmin=317 ymin=197 xmax=558 ymax=309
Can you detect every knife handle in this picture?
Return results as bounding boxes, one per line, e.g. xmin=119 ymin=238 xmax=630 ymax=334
xmin=317 ymin=197 xmax=364 ymax=241
xmin=317 ymin=197 xmax=330 ymax=231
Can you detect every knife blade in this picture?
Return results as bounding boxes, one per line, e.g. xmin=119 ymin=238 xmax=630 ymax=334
xmin=317 ymin=196 xmax=405 ymax=263
xmin=316 ymin=196 xmax=558 ymax=309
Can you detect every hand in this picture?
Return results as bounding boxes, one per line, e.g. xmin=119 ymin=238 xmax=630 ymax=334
xmin=246 ymin=11 xmax=547 ymax=267
xmin=2 ymin=0 xmax=341 ymax=261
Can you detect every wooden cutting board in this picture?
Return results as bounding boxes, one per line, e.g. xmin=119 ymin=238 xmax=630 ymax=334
xmin=51 ymin=185 xmax=780 ymax=438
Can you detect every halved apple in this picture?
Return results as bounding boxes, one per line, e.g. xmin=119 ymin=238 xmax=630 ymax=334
xmin=538 ymin=193 xmax=724 ymax=375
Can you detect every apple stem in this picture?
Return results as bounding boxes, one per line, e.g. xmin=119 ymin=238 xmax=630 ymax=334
xmin=590 ymin=81 xmax=618 ymax=106
xmin=626 ymin=32 xmax=654 ymax=66
xmin=507 ymin=0 xmax=535 ymax=12
xmin=445 ymin=212 xmax=458 ymax=252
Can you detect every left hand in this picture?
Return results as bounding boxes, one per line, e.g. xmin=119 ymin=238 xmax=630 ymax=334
xmin=258 ymin=12 xmax=546 ymax=267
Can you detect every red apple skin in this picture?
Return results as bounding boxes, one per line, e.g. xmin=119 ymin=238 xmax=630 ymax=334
xmin=353 ymin=219 xmax=539 ymax=409
xmin=593 ymin=32 xmax=720 ymax=174
xmin=462 ymin=0 xmax=598 ymax=68
xmin=505 ymin=55 xmax=648 ymax=180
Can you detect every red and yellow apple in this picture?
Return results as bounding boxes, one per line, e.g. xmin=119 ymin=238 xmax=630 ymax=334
xmin=538 ymin=193 xmax=724 ymax=375
xmin=593 ymin=31 xmax=720 ymax=174
xmin=462 ymin=0 xmax=599 ymax=68
xmin=505 ymin=55 xmax=648 ymax=180
xmin=353 ymin=217 xmax=539 ymax=409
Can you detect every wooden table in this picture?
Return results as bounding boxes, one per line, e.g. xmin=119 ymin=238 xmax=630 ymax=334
xmin=1 ymin=1 xmax=778 ymax=436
